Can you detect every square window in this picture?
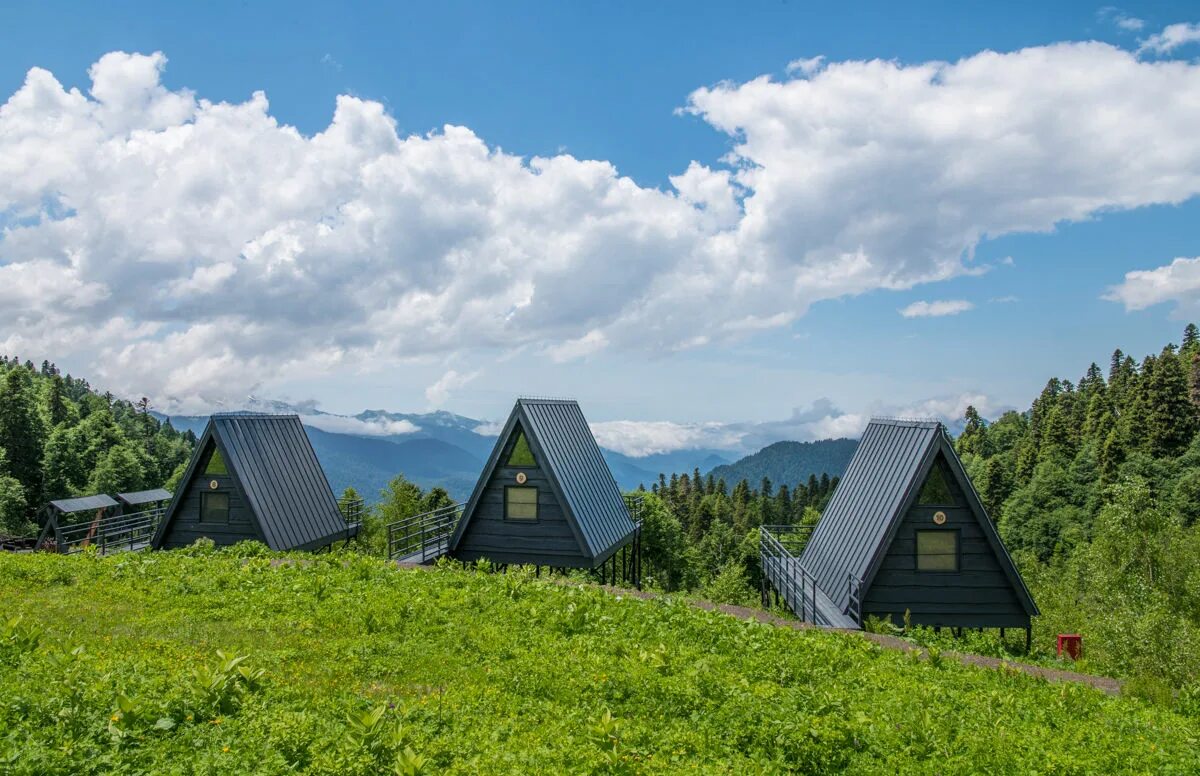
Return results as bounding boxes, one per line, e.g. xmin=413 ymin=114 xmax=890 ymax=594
xmin=917 ymin=530 xmax=958 ymax=571
xmin=505 ymin=486 xmax=538 ymax=521
xmin=201 ymin=491 xmax=230 ymax=524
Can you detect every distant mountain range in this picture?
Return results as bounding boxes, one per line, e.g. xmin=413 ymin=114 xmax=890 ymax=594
xmin=155 ymin=404 xmax=736 ymax=502
xmin=706 ymin=438 xmax=859 ymax=489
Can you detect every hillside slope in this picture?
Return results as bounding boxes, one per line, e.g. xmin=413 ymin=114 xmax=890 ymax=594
xmin=707 ymin=438 xmax=858 ymax=488
xmin=1 ymin=550 xmax=1195 ymax=774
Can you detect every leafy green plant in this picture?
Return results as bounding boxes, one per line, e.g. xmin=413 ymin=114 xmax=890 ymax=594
xmin=189 ymin=650 xmax=265 ymax=716
xmin=2 ymin=548 xmax=1199 ymax=773
xmin=863 ymin=614 xmax=900 ymax=635
xmin=394 ymin=746 xmax=431 ymax=776
xmin=0 ymin=615 xmax=42 ymax=664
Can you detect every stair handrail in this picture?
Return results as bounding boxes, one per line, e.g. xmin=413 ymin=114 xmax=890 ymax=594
xmin=760 ymin=525 xmax=818 ymax=623
xmin=386 ymin=502 xmax=462 ymax=562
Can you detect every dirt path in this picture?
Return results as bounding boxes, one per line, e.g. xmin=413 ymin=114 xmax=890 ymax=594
xmin=607 ymin=584 xmax=1124 ymax=695
xmin=394 ymin=561 xmax=1123 ymax=695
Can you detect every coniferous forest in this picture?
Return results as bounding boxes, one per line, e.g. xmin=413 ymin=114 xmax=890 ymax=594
xmin=0 ymin=357 xmax=194 ymax=536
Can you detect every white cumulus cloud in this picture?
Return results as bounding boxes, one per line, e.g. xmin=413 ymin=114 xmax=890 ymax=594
xmin=899 ymin=300 xmax=974 ymax=318
xmin=1105 ymin=256 xmax=1200 ymax=314
xmin=1139 ymin=22 xmax=1200 ymax=54
xmin=2 ymin=41 xmax=1200 ymax=410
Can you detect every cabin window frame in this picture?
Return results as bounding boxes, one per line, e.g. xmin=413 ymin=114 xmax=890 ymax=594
xmin=915 ymin=528 xmax=959 ymax=572
xmin=200 ymin=491 xmax=231 ymax=524
xmin=504 ymin=486 xmax=539 ymax=521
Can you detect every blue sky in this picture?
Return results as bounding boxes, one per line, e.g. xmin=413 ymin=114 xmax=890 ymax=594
xmin=2 ymin=2 xmax=1199 ymax=455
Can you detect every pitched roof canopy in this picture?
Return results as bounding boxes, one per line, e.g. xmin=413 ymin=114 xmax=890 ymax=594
xmin=153 ymin=413 xmax=350 ymax=551
xmin=48 ymin=494 xmax=118 ymax=513
xmin=799 ymin=418 xmax=1038 ymax=617
xmin=451 ymin=398 xmax=637 ymax=562
xmin=116 ymin=488 xmax=173 ymax=506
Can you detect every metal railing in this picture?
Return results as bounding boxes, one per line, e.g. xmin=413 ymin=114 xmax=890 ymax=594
xmin=49 ymin=507 xmax=164 ymax=555
xmin=760 ymin=525 xmax=819 ymax=623
xmin=847 ymin=572 xmax=864 ymax=627
xmin=337 ymin=496 xmax=365 ymax=525
xmin=386 ymin=502 xmax=462 ymax=563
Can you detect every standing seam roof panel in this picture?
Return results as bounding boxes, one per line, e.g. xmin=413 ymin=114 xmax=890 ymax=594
xmin=520 ymin=400 xmax=635 ymax=560
xmin=800 ymin=420 xmax=941 ymax=612
xmin=212 ymin=415 xmax=345 ymax=551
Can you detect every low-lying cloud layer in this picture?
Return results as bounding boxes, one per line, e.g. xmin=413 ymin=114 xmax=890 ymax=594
xmin=2 ymin=30 xmax=1200 ymax=411
xmin=590 ymin=394 xmax=998 ymax=457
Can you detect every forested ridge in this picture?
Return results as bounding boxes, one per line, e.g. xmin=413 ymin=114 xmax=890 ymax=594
xmin=951 ymin=323 xmax=1200 ymax=689
xmin=705 ymin=438 xmax=858 ymax=493
xmin=0 ymin=356 xmax=194 ymax=536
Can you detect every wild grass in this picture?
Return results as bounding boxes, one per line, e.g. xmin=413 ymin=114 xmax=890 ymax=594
xmin=1 ymin=545 xmax=1197 ymax=774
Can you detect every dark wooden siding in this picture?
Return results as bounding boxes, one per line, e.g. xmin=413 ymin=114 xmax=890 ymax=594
xmin=159 ymin=443 xmax=262 ymax=549
xmin=454 ymin=427 xmax=588 ymax=567
xmin=863 ymin=455 xmax=1030 ymax=628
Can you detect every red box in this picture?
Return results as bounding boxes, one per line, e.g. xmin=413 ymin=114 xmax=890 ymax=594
xmin=1057 ymin=634 xmax=1082 ymax=660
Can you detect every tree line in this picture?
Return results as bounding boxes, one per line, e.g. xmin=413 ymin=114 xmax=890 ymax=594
xmin=950 ymin=323 xmax=1200 ymax=687
xmin=0 ymin=357 xmax=195 ymax=535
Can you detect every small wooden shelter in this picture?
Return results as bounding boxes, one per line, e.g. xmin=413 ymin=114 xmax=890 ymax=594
xmin=797 ymin=418 xmax=1038 ymax=639
xmin=36 ymin=494 xmax=120 ymax=552
xmin=151 ymin=413 xmax=359 ymax=551
xmin=446 ymin=398 xmax=640 ymax=576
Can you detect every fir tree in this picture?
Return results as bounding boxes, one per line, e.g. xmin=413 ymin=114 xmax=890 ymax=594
xmin=1183 ymin=323 xmax=1199 ymax=356
xmin=1189 ymin=352 xmax=1200 ymax=414
xmin=958 ymin=405 xmax=991 ymax=456
xmin=0 ymin=368 xmax=45 ymax=507
xmin=1145 ymin=346 xmax=1196 ymax=457
xmin=44 ymin=374 xmax=71 ymax=428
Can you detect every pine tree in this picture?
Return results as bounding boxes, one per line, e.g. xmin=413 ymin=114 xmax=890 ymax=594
xmin=1189 ymin=352 xmax=1200 ymax=414
xmin=982 ymin=456 xmax=1012 ymax=518
xmin=87 ymin=444 xmax=145 ymax=495
xmin=775 ymin=484 xmax=792 ymax=524
xmin=1100 ymin=427 xmax=1124 ymax=486
xmin=1183 ymin=323 xmax=1199 ymax=356
xmin=44 ymin=374 xmax=71 ymax=428
xmin=958 ymin=405 xmax=991 ymax=456
xmin=0 ymin=368 xmax=45 ymax=507
xmin=1145 ymin=346 xmax=1196 ymax=457
xmin=41 ymin=426 xmax=85 ymax=500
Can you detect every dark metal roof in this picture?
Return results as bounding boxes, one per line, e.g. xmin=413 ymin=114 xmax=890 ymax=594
xmin=116 ymin=488 xmax=173 ymax=506
xmin=154 ymin=414 xmax=349 ymax=551
xmin=48 ymin=494 xmax=118 ymax=513
xmin=451 ymin=398 xmax=636 ymax=562
xmin=520 ymin=399 xmax=636 ymax=557
xmin=799 ymin=418 xmax=1038 ymax=617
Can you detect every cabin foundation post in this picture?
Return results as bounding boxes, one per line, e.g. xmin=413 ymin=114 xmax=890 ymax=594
xmin=1025 ymin=627 xmax=1031 ymax=654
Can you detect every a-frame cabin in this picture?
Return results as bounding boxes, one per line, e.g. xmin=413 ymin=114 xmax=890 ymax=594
xmin=152 ymin=414 xmax=358 ymax=552
xmin=799 ymin=418 xmax=1038 ymax=635
xmin=448 ymin=398 xmax=638 ymax=570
